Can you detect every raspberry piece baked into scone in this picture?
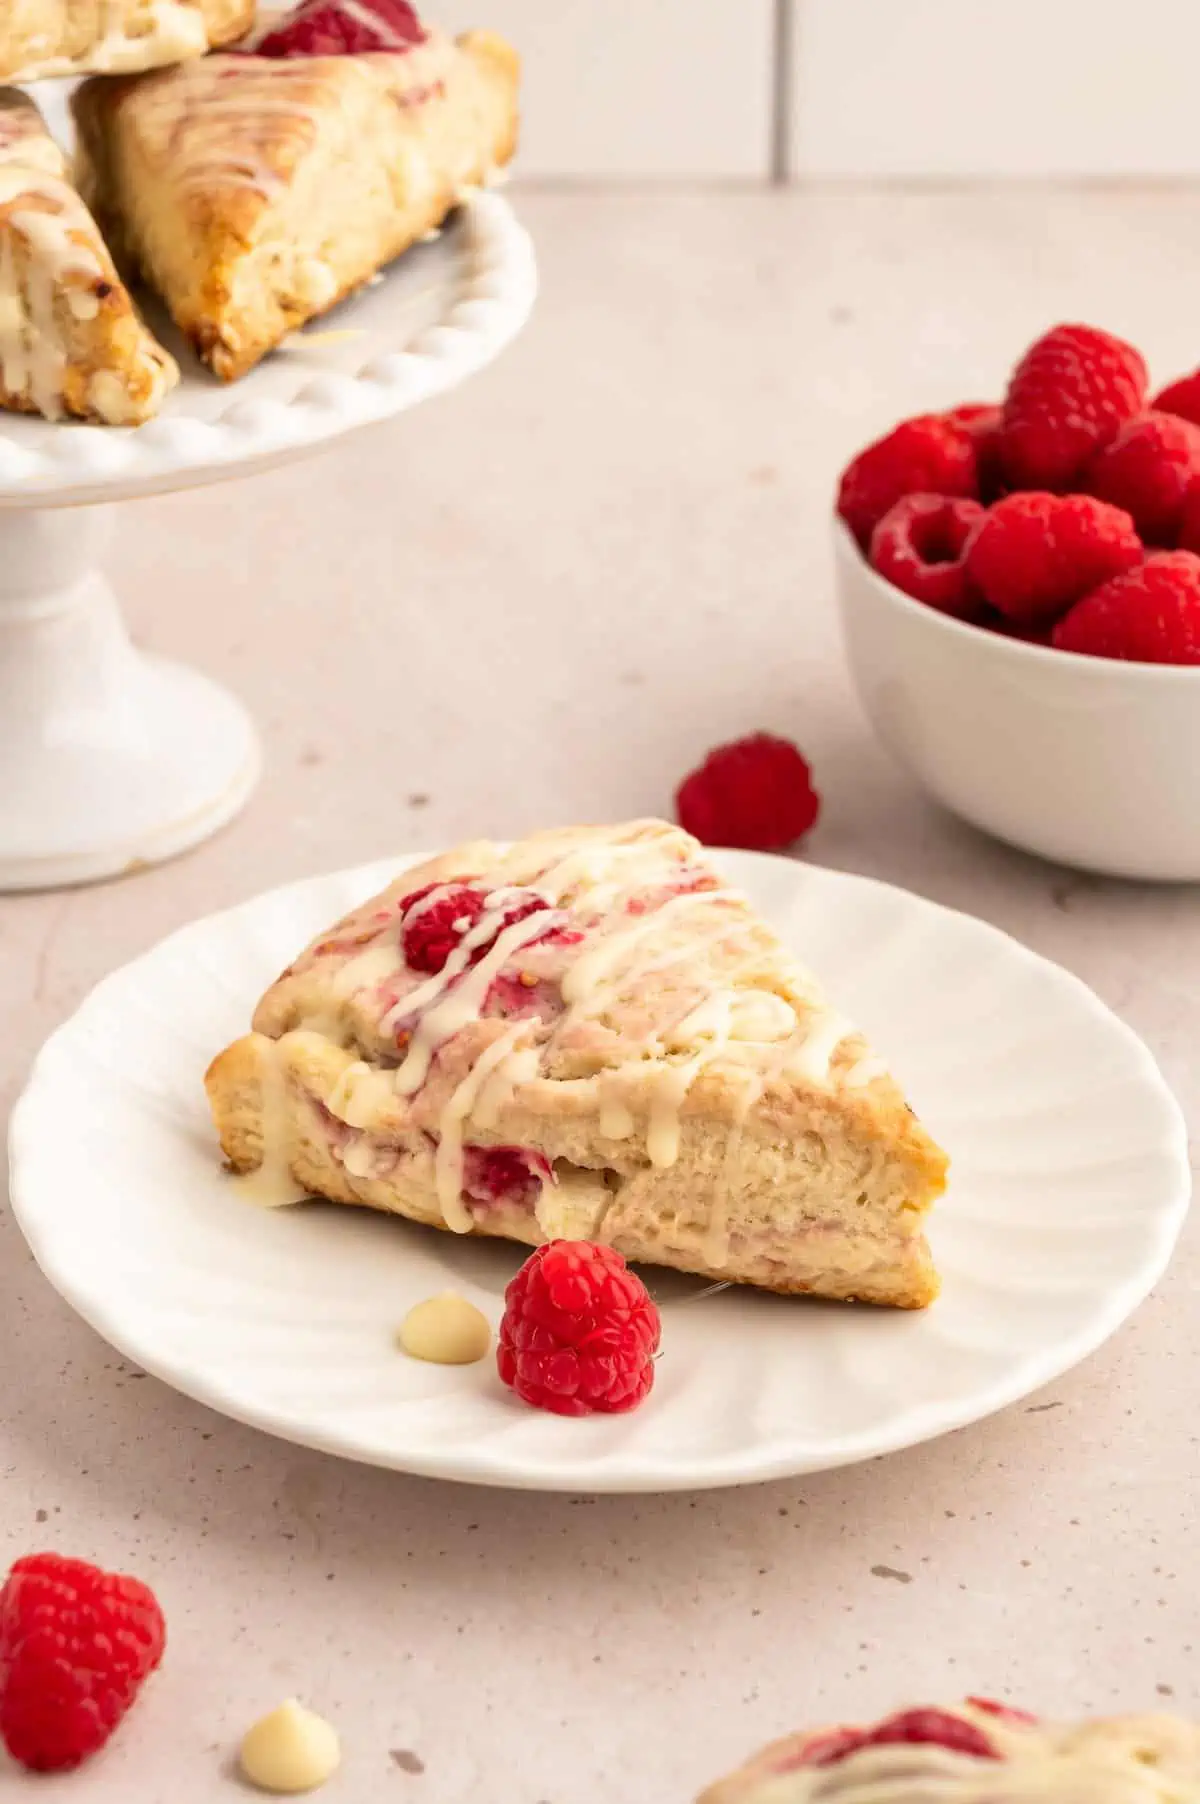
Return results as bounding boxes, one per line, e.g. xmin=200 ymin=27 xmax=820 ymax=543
xmin=72 ymin=2 xmax=520 ymax=381
xmin=0 ymin=90 xmax=177 ymax=424
xmin=205 ymin=821 xmax=947 ymax=1306
xmin=699 ymin=1700 xmax=1200 ymax=1804
xmin=0 ymin=0 xmax=254 ymax=83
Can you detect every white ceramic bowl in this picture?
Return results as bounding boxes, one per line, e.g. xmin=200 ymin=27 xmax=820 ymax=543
xmin=834 ymin=521 xmax=1200 ymax=881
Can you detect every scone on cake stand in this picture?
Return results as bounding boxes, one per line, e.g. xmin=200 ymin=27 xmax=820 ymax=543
xmin=0 ymin=111 xmax=534 ymax=890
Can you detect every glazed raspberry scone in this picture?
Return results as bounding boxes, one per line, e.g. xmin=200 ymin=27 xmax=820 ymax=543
xmin=0 ymin=0 xmax=254 ymax=82
xmin=0 ymin=89 xmax=177 ymax=424
xmin=700 ymin=1701 xmax=1200 ymax=1804
xmin=205 ymin=821 xmax=947 ymax=1307
xmin=73 ymin=0 xmax=520 ymax=381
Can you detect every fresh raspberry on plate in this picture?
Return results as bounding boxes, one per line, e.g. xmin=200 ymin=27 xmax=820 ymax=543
xmin=254 ymin=0 xmax=426 ymax=56
xmin=836 ymin=414 xmax=977 ymax=548
xmin=964 ymin=492 xmax=1142 ymax=626
xmin=1087 ymin=410 xmax=1200 ymax=544
xmin=998 ymin=323 xmax=1147 ymax=491
xmin=1052 ymin=550 xmax=1200 ymax=664
xmin=943 ymin=403 xmax=1005 ymax=500
xmin=497 ymin=1241 xmax=661 ymax=1415
xmin=869 ymin=492 xmax=985 ymax=616
xmin=0 ymin=1553 xmax=165 ymax=1772
xmin=675 ymin=733 xmax=820 ymax=852
xmin=1151 ymin=368 xmax=1200 ymax=427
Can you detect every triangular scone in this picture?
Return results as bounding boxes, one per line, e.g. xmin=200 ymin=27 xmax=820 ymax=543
xmin=0 ymin=89 xmax=176 ymax=424
xmin=205 ymin=821 xmax=948 ymax=1308
xmin=0 ymin=0 xmax=255 ymax=82
xmin=72 ymin=23 xmax=520 ymax=381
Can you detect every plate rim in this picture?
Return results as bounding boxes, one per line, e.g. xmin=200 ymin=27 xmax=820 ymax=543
xmin=8 ymin=850 xmax=1191 ymax=1493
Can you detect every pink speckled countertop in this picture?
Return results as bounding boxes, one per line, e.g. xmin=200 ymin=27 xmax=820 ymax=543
xmin=2 ymin=191 xmax=1198 ymax=1803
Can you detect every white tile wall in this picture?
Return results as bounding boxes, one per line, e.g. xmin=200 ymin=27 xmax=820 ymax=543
xmin=435 ymin=0 xmax=777 ymax=178
xmin=791 ymin=0 xmax=1200 ymax=179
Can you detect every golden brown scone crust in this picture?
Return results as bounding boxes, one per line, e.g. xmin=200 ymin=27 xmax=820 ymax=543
xmin=205 ymin=822 xmax=947 ymax=1308
xmin=74 ymin=28 xmax=520 ymax=381
xmin=0 ymin=88 xmax=177 ymax=424
xmin=0 ymin=0 xmax=253 ymax=82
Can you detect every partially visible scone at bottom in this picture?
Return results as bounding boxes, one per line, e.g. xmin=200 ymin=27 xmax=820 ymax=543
xmin=0 ymin=89 xmax=176 ymax=424
xmin=73 ymin=5 xmax=520 ymax=381
xmin=0 ymin=0 xmax=254 ymax=83
xmin=699 ymin=1701 xmax=1200 ymax=1804
xmin=205 ymin=820 xmax=946 ymax=1306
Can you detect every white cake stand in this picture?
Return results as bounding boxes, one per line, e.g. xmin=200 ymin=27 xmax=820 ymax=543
xmin=0 ymin=191 xmax=535 ymax=890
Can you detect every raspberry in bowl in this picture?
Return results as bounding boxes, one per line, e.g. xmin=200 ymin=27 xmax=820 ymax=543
xmin=833 ymin=321 xmax=1200 ymax=881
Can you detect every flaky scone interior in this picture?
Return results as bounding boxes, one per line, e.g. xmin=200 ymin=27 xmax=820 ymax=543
xmin=697 ymin=1699 xmax=1200 ymax=1804
xmin=0 ymin=0 xmax=255 ymax=82
xmin=0 ymin=89 xmax=177 ymax=424
xmin=73 ymin=23 xmax=519 ymax=381
xmin=206 ymin=822 xmax=947 ymax=1306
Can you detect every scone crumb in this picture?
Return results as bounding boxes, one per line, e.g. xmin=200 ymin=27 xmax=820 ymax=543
xmin=239 ymin=1699 xmax=340 ymax=1794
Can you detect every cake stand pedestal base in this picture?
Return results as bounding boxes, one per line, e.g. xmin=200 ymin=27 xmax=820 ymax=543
xmin=0 ymin=506 xmax=260 ymax=891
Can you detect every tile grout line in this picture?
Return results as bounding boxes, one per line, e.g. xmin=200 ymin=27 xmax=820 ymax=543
xmin=770 ymin=0 xmax=795 ymax=183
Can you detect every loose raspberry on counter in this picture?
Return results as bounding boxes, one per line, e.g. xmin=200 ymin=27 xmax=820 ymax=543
xmin=869 ymin=492 xmax=985 ymax=616
xmin=675 ymin=733 xmax=820 ymax=852
xmin=1088 ymin=411 xmax=1200 ymax=544
xmin=836 ymin=414 xmax=978 ymax=548
xmin=964 ymin=492 xmax=1142 ymax=626
xmin=1052 ymin=550 xmax=1200 ymax=664
xmin=254 ymin=0 xmax=426 ymax=55
xmin=497 ymin=1241 xmax=661 ymax=1415
xmin=1151 ymin=368 xmax=1200 ymax=427
xmin=0 ymin=1553 xmax=165 ymax=1772
xmin=998 ymin=323 xmax=1147 ymax=491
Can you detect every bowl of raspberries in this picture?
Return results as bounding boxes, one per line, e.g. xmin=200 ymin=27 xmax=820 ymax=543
xmin=834 ymin=321 xmax=1200 ymax=879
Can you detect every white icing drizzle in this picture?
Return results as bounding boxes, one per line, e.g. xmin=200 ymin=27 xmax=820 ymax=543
xmin=0 ymin=158 xmax=102 ymax=419
xmin=234 ymin=1037 xmax=308 ymax=1207
xmin=434 ymin=1023 xmax=531 ymax=1231
xmin=119 ymin=33 xmax=459 ymax=202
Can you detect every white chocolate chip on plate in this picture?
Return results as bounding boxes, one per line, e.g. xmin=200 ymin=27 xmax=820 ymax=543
xmin=398 ymin=1292 xmax=491 ymax=1365
xmin=239 ymin=1700 xmax=341 ymax=1794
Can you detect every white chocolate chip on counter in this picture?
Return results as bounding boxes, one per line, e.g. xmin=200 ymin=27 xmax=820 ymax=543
xmin=398 ymin=1292 xmax=491 ymax=1365
xmin=239 ymin=1700 xmax=341 ymax=1794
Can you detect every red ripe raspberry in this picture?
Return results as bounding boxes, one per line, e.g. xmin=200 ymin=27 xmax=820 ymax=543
xmin=967 ymin=1697 xmax=1038 ymax=1726
xmin=999 ymin=323 xmax=1147 ymax=491
xmin=868 ymin=493 xmax=985 ymax=617
xmin=0 ymin=1554 xmax=165 ymax=1772
xmin=1151 ymin=369 xmax=1200 ymax=428
xmin=1177 ymin=484 xmax=1200 ymax=555
xmin=964 ymin=492 xmax=1142 ymax=626
xmin=1052 ymin=550 xmax=1200 ymax=664
xmin=399 ymin=885 xmax=554 ymax=975
xmin=836 ymin=414 xmax=977 ymax=548
xmin=462 ymin=1145 xmax=550 ymax=1208
xmin=1088 ymin=411 xmax=1200 ymax=544
xmin=675 ymin=732 xmax=819 ymax=852
xmin=943 ymin=403 xmax=1005 ymax=501
xmin=254 ymin=0 xmax=426 ymax=55
xmin=497 ymin=1241 xmax=660 ymax=1416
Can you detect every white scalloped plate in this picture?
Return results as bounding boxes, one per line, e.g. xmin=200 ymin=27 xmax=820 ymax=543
xmin=0 ymin=191 xmax=535 ymax=504
xmin=8 ymin=851 xmax=1189 ymax=1492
